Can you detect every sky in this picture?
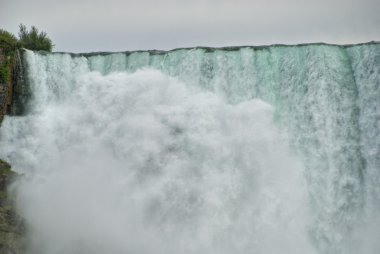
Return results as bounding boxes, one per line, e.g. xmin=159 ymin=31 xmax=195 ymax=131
xmin=1 ymin=0 xmax=379 ymax=53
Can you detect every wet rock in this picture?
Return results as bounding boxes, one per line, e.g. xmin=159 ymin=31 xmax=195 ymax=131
xmin=0 ymin=159 xmax=25 ymax=254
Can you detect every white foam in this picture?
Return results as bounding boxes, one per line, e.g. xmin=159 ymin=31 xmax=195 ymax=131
xmin=1 ymin=68 xmax=313 ymax=254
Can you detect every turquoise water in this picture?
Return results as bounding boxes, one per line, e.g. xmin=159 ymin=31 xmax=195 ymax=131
xmin=1 ymin=43 xmax=379 ymax=253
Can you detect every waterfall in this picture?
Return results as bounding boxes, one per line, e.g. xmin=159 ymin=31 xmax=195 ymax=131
xmin=0 ymin=43 xmax=379 ymax=254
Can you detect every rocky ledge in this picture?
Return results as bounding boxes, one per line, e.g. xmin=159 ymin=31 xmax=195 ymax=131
xmin=0 ymin=159 xmax=24 ymax=254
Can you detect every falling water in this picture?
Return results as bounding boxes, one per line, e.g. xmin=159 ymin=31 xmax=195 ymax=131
xmin=0 ymin=43 xmax=379 ymax=254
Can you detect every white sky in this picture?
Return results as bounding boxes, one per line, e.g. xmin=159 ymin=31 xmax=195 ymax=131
xmin=1 ymin=0 xmax=379 ymax=52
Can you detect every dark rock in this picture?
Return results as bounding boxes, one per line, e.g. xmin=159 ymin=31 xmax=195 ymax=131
xmin=0 ymin=159 xmax=25 ymax=254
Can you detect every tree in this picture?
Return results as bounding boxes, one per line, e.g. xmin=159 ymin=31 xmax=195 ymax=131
xmin=18 ymin=24 xmax=53 ymax=52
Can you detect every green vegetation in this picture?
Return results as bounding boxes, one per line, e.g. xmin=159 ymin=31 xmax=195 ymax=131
xmin=0 ymin=29 xmax=18 ymax=55
xmin=0 ymin=24 xmax=54 ymax=88
xmin=0 ymin=24 xmax=54 ymax=54
xmin=18 ymin=24 xmax=53 ymax=52
xmin=0 ymin=24 xmax=53 ymax=119
xmin=0 ymin=63 xmax=11 ymax=84
xmin=1 ymin=24 xmax=54 ymax=53
xmin=0 ymin=29 xmax=18 ymax=84
xmin=0 ymin=165 xmax=11 ymax=175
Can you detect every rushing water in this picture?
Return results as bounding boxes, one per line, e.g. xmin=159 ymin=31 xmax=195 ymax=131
xmin=0 ymin=44 xmax=379 ymax=254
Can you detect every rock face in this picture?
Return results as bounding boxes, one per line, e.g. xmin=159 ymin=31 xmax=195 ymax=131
xmin=0 ymin=48 xmax=28 ymax=253
xmin=9 ymin=50 xmax=26 ymax=116
xmin=0 ymin=48 xmax=13 ymax=118
xmin=0 ymin=159 xmax=24 ymax=254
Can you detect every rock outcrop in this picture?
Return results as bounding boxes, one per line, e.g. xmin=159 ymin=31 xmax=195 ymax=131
xmin=0 ymin=159 xmax=24 ymax=254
